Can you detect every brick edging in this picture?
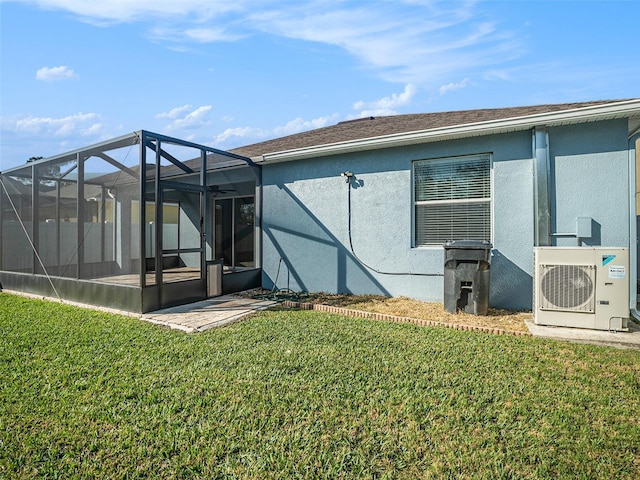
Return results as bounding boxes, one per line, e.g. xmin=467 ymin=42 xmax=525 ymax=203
xmin=281 ymin=300 xmax=532 ymax=337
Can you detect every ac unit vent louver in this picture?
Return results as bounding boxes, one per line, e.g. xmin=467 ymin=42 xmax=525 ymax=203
xmin=539 ymin=264 xmax=595 ymax=312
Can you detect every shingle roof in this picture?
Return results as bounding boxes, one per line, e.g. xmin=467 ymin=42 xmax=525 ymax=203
xmin=229 ymin=100 xmax=629 ymax=158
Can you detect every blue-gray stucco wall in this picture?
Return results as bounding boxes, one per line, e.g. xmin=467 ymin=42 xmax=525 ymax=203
xmin=548 ymin=121 xmax=630 ymax=248
xmin=260 ymin=119 xmax=630 ymax=310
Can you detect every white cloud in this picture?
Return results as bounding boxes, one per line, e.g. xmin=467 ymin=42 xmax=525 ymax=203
xmin=149 ymin=26 xmax=243 ymax=44
xmin=272 ymin=115 xmax=338 ymax=136
xmin=351 ymin=108 xmax=395 ymax=118
xmin=7 ymin=112 xmax=100 ymax=136
xmin=438 ymin=78 xmax=470 ymax=95
xmin=54 ymin=122 xmax=76 ymax=136
xmin=483 ymin=69 xmax=513 ymax=82
xmin=80 ymin=123 xmax=105 ymax=136
xmin=21 ymin=0 xmax=241 ymax=24
xmin=20 ymin=1 xmax=522 ymax=87
xmin=184 ymin=28 xmax=241 ymax=43
xmin=35 ymin=65 xmax=77 ymax=81
xmin=352 ymin=84 xmax=417 ymax=116
xmin=156 ymin=104 xmax=192 ymax=119
xmin=163 ymin=105 xmax=213 ymax=131
xmin=212 ymin=113 xmax=339 ymax=147
xmin=214 ymin=126 xmax=263 ymax=144
xmin=249 ymin=3 xmax=518 ymax=85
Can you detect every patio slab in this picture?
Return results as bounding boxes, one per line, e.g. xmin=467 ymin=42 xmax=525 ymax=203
xmin=141 ymin=295 xmax=277 ymax=333
xmin=526 ymin=319 xmax=640 ymax=349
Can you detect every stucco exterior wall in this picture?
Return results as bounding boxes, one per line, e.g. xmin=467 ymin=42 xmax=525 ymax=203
xmin=548 ymin=119 xmax=629 ymax=248
xmin=260 ymin=119 xmax=630 ymax=310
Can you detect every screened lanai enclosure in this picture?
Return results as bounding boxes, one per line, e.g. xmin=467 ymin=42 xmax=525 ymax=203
xmin=0 ymin=131 xmax=261 ymax=313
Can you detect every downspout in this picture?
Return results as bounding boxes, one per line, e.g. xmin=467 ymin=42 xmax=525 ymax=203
xmin=533 ymin=127 xmax=551 ymax=246
xmin=628 ymin=131 xmax=640 ymax=321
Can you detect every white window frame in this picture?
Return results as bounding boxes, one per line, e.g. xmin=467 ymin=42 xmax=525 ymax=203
xmin=412 ymin=154 xmax=493 ymax=248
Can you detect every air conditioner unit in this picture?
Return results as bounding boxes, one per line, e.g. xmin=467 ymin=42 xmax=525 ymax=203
xmin=534 ymin=247 xmax=629 ymax=331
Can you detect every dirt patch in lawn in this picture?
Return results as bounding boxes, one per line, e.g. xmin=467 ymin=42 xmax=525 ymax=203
xmin=245 ymin=290 xmax=532 ymax=333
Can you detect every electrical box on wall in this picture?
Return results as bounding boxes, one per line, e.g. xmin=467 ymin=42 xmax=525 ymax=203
xmin=534 ymin=247 xmax=629 ymax=331
xmin=576 ymin=217 xmax=592 ymax=238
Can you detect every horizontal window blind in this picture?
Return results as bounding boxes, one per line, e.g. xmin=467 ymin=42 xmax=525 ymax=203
xmin=415 ymin=202 xmax=491 ymax=245
xmin=414 ymin=155 xmax=491 ymax=246
xmin=414 ymin=157 xmax=490 ymax=202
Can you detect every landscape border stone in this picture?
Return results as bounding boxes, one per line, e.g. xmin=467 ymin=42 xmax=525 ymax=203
xmin=281 ymin=300 xmax=533 ymax=337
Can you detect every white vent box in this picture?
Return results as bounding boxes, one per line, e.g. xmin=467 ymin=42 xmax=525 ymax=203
xmin=533 ymin=247 xmax=629 ymax=331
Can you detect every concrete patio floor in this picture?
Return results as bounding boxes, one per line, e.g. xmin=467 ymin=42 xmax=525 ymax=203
xmin=140 ymin=295 xmax=277 ymax=333
xmin=526 ymin=319 xmax=640 ymax=349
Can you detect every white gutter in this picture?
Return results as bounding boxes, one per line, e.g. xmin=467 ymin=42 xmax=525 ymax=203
xmin=260 ymin=99 xmax=640 ymax=164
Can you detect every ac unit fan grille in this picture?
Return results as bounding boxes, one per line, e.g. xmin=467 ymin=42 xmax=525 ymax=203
xmin=539 ymin=264 xmax=595 ymax=313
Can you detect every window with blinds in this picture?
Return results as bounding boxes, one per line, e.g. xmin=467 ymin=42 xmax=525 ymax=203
xmin=414 ymin=155 xmax=491 ymax=246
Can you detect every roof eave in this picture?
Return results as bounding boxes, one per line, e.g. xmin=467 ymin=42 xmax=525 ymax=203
xmin=260 ymin=99 xmax=640 ymax=164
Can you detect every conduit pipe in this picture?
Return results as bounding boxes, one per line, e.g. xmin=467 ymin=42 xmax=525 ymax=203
xmin=342 ymin=172 xmax=442 ymax=277
xmin=533 ymin=127 xmax=551 ymax=247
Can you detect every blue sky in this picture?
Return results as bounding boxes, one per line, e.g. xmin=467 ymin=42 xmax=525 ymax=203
xmin=1 ymin=0 xmax=638 ymax=171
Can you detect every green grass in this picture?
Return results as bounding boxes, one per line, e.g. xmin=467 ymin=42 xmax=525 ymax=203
xmin=1 ymin=294 xmax=639 ymax=479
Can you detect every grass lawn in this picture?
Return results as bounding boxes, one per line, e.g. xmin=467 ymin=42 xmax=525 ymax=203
xmin=1 ymin=294 xmax=639 ymax=479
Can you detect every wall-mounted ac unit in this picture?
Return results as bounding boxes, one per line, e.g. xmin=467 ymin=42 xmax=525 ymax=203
xmin=534 ymin=247 xmax=629 ymax=331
